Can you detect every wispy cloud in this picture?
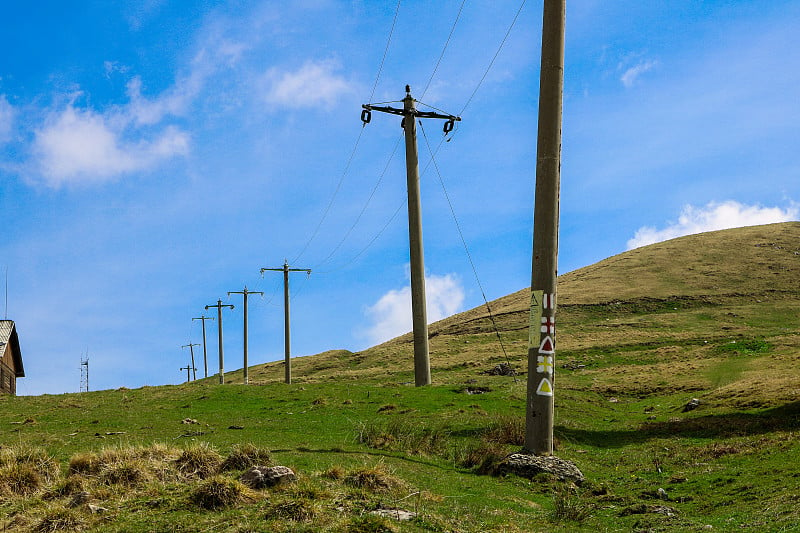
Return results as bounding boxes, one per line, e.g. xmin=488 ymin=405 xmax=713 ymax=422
xmin=620 ymin=59 xmax=658 ymax=87
xmin=0 ymin=95 xmax=13 ymax=143
xmin=31 ymin=103 xmax=189 ymax=187
xmin=362 ymin=272 xmax=465 ymax=346
xmin=262 ymin=60 xmax=354 ymax=109
xmin=627 ymin=200 xmax=799 ymax=249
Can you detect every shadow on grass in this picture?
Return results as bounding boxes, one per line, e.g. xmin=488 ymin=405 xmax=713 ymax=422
xmin=557 ymin=402 xmax=800 ymax=448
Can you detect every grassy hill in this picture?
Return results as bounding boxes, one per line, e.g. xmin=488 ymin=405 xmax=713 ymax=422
xmin=1 ymin=222 xmax=799 ymax=532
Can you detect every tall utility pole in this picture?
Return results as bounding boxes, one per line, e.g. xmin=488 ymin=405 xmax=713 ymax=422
xmin=205 ymin=299 xmax=234 ymax=384
xmin=260 ymin=261 xmax=310 ymax=384
xmin=182 ymin=343 xmax=201 ymax=381
xmin=227 ymin=286 xmax=264 ymax=384
xmin=192 ymin=315 xmax=215 ymax=378
xmin=526 ymin=0 xmax=566 ymax=456
xmin=362 ymin=86 xmax=460 ymax=386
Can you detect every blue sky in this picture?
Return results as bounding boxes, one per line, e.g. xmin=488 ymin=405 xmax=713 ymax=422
xmin=2 ymin=1 xmax=798 ymax=396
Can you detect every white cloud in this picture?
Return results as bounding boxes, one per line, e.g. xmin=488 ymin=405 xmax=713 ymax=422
xmin=362 ymin=272 xmax=466 ymax=346
xmin=32 ymin=104 xmax=189 ymax=187
xmin=627 ymin=200 xmax=799 ymax=249
xmin=263 ymin=60 xmax=353 ymax=109
xmin=620 ymin=59 xmax=658 ymax=87
xmin=0 ymin=95 xmax=13 ymax=143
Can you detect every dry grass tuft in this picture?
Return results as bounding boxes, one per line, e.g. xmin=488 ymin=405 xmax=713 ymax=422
xmin=34 ymin=505 xmax=84 ymax=532
xmin=0 ymin=446 xmax=61 ymax=495
xmin=346 ymin=513 xmax=399 ymax=533
xmin=484 ymin=414 xmax=525 ymax=446
xmin=68 ymin=453 xmax=101 ymax=476
xmin=344 ymin=464 xmax=403 ymax=493
xmin=100 ymin=458 xmax=152 ymax=487
xmin=220 ymin=442 xmax=272 ymax=472
xmin=455 ymin=439 xmax=509 ymax=476
xmin=264 ymin=498 xmax=318 ymax=521
xmin=191 ymin=475 xmax=252 ymax=510
xmin=0 ymin=463 xmax=42 ymax=495
xmin=175 ymin=442 xmax=223 ymax=479
xmin=321 ymin=466 xmax=346 ymax=481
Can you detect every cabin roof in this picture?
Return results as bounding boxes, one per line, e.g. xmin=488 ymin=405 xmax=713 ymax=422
xmin=0 ymin=320 xmax=24 ymax=377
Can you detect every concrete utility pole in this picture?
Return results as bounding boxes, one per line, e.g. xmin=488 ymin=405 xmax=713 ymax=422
xmin=192 ymin=315 xmax=215 ymax=378
xmin=526 ymin=0 xmax=566 ymax=456
xmin=260 ymin=261 xmax=311 ymax=384
xmin=182 ymin=343 xmax=201 ymax=381
xmin=205 ymin=299 xmax=234 ymax=384
xmin=180 ymin=365 xmax=195 ymax=383
xmin=227 ymin=286 xmax=264 ymax=384
xmin=362 ymin=86 xmax=460 ymax=387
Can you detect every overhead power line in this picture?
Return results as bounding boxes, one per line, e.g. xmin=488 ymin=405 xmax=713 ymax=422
xmin=460 ymin=0 xmax=527 ymax=117
xmin=291 ymin=0 xmax=403 ymax=266
xmin=421 ymin=0 xmax=467 ymax=99
xmin=419 ymin=121 xmax=515 ymax=380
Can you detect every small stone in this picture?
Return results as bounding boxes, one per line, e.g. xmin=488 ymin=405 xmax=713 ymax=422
xmin=682 ymin=398 xmax=701 ymax=412
xmin=499 ymin=453 xmax=584 ymax=484
xmin=371 ymin=508 xmax=417 ymax=521
xmin=87 ymin=504 xmax=108 ymax=514
xmin=240 ymin=465 xmax=296 ymax=489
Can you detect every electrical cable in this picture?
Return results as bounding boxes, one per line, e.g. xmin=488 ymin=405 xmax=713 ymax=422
xmin=290 ymin=0 xmax=402 ymax=265
xmin=459 ymin=0 xmax=527 ymax=117
xmin=290 ymin=126 xmax=366 ymax=264
xmin=369 ymin=0 xmax=402 ymax=104
xmin=419 ymin=121 xmax=516 ymax=380
xmin=313 ymin=135 xmax=403 ymax=270
xmin=420 ymin=0 xmax=467 ymax=100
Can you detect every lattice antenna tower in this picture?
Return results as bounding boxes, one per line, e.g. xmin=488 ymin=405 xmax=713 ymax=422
xmin=80 ymin=353 xmax=89 ymax=393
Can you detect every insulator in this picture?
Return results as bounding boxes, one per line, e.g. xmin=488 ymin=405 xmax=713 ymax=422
xmin=443 ymin=118 xmax=455 ymax=134
xmin=361 ymin=109 xmax=372 ymax=124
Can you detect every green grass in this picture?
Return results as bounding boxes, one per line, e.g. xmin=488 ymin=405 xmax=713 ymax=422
xmin=2 ymin=223 xmax=800 ymax=531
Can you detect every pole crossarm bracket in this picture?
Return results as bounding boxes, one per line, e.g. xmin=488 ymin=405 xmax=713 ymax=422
xmin=362 ymin=103 xmax=461 ymax=123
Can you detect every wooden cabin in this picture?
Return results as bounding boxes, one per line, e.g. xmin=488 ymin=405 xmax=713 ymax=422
xmin=0 ymin=320 xmax=24 ymax=395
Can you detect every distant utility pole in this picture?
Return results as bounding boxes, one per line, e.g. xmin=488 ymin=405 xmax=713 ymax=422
xmin=227 ymin=286 xmax=264 ymax=384
xmin=192 ymin=315 xmax=215 ymax=378
xmin=179 ymin=365 xmax=195 ymax=383
xmin=205 ymin=299 xmax=234 ymax=384
xmin=260 ymin=261 xmax=311 ymax=384
xmin=362 ymin=85 xmax=460 ymax=387
xmin=182 ymin=343 xmax=201 ymax=381
xmin=80 ymin=355 xmax=89 ymax=393
xmin=526 ymin=0 xmax=566 ymax=456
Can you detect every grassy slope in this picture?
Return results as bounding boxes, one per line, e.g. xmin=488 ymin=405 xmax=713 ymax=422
xmin=1 ymin=222 xmax=799 ymax=532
